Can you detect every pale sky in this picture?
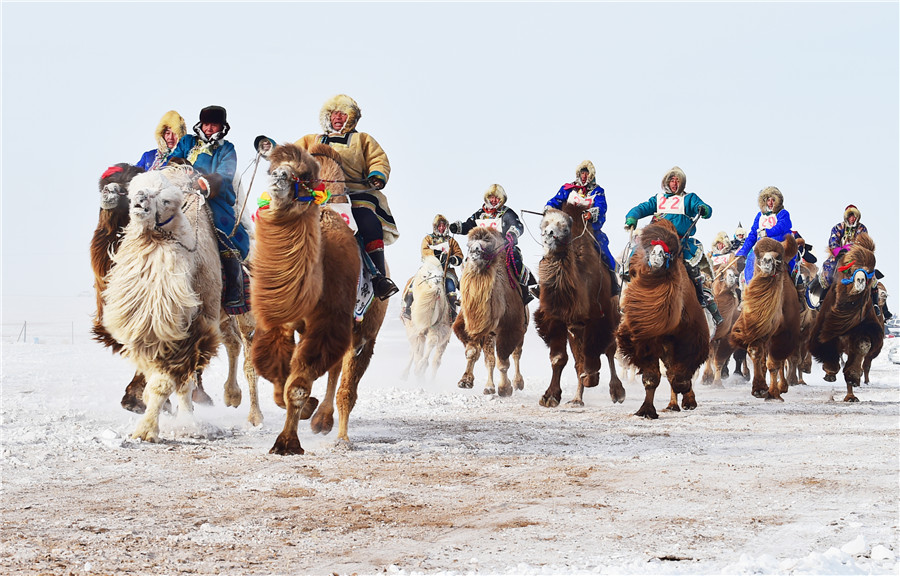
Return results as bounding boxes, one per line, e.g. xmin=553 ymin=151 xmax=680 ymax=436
xmin=2 ymin=2 xmax=898 ymax=313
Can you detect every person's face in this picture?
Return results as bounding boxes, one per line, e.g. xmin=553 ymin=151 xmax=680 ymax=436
xmin=330 ymin=110 xmax=348 ymax=132
xmin=766 ymin=196 xmax=776 ymax=210
xmin=716 ymin=241 xmax=725 ymax=251
xmin=487 ymin=195 xmax=501 ymax=207
xmin=847 ymin=213 xmax=857 ymax=225
xmin=163 ymin=128 xmax=179 ymax=149
xmin=737 ymin=233 xmax=746 ymax=241
xmin=579 ymin=169 xmax=590 ymax=185
xmin=437 ymin=221 xmax=447 ymax=234
xmin=259 ymin=140 xmax=272 ymax=154
xmin=202 ymin=122 xmax=223 ymax=138
xmin=667 ymin=177 xmax=680 ymax=193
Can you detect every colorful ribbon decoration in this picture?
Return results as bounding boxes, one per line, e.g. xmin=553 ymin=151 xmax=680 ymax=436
xmin=101 ymin=166 xmax=123 ymax=180
xmin=840 ymin=267 xmax=874 ymax=285
xmin=650 ymin=239 xmax=671 ymax=254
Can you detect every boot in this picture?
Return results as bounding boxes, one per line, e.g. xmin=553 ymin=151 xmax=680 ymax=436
xmin=368 ymin=249 xmax=399 ymax=301
xmin=400 ymin=290 xmax=413 ymax=321
xmin=607 ymin=266 xmax=621 ymax=296
xmin=222 ymin=254 xmax=244 ymax=307
xmin=704 ymin=290 xmax=724 ymax=326
xmin=447 ymin=291 xmax=459 ymax=322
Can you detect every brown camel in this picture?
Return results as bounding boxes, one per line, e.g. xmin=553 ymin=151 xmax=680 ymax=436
xmin=534 ymin=203 xmax=624 ymax=407
xmin=730 ymin=234 xmax=801 ymax=401
xmin=787 ymin=259 xmax=819 ymax=387
xmin=700 ymin=264 xmax=741 ymax=388
xmin=809 ymin=234 xmax=883 ymax=402
xmin=251 ymin=143 xmax=385 ymax=454
xmin=864 ymin=281 xmax=889 ymax=384
xmin=453 ymin=226 xmax=528 ymax=396
xmin=616 ymin=219 xmax=709 ymax=419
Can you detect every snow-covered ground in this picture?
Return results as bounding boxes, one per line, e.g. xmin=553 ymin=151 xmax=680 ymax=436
xmin=2 ymin=295 xmax=898 ymax=575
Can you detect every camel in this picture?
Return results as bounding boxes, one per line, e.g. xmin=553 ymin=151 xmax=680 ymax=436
xmin=700 ymin=264 xmax=741 ymax=387
xmin=864 ymin=281 xmax=890 ymax=384
xmin=251 ymin=142 xmax=387 ymax=455
xmin=616 ymin=219 xmax=709 ymax=419
xmin=730 ymin=234 xmax=801 ymax=401
xmin=533 ymin=204 xmax=624 ymax=407
xmin=101 ymin=167 xmax=222 ymax=441
xmin=453 ymin=225 xmax=528 ymax=396
xmin=809 ymin=234 xmax=883 ymax=402
xmin=91 ymin=164 xmax=261 ymax=425
xmin=401 ymin=255 xmax=453 ymax=380
xmin=787 ymin=259 xmax=819 ymax=386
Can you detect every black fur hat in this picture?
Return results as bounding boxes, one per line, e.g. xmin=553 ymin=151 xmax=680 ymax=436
xmin=199 ymin=105 xmax=227 ymax=125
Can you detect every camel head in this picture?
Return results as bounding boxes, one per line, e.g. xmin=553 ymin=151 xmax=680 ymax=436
xmin=99 ymin=163 xmax=144 ymax=211
xmin=540 ymin=208 xmax=572 ymax=256
xmin=724 ymin=267 xmax=739 ymax=289
xmin=752 ymin=237 xmax=785 ymax=278
xmin=637 ymin=219 xmax=680 ymax=274
xmin=265 ymin=144 xmax=320 ymax=211
xmin=835 ymin=234 xmax=876 ymax=296
xmin=127 ymin=170 xmax=187 ymax=229
xmin=465 ymin=226 xmax=504 ymax=273
xmin=876 ymin=282 xmax=888 ymax=307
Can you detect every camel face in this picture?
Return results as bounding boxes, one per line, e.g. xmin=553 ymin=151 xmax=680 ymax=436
xmin=848 ymin=269 xmax=870 ymax=295
xmin=540 ymin=210 xmax=571 ymax=256
xmin=648 ymin=245 xmax=668 ymax=270
xmin=877 ymin=285 xmax=888 ymax=307
xmin=724 ymin=268 xmax=738 ymax=289
xmin=129 ymin=188 xmax=156 ymax=222
xmin=756 ymin=251 xmax=780 ymax=277
xmin=101 ymin=183 xmax=125 ymax=211
xmin=153 ymin=187 xmax=184 ymax=227
xmin=268 ymin=166 xmax=295 ymax=202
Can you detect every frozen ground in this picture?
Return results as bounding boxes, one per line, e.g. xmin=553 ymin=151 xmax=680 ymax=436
xmin=2 ymin=295 xmax=898 ymax=575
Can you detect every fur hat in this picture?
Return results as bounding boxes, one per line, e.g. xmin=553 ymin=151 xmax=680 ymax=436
xmin=319 ymin=94 xmax=362 ymax=135
xmin=433 ymin=214 xmax=449 ymax=235
xmin=483 ymin=184 xmax=507 ymax=207
xmin=154 ymin=110 xmax=186 ymax=153
xmin=712 ymin=231 xmax=731 ymax=250
xmin=199 ymin=105 xmax=227 ymax=125
xmin=843 ymin=204 xmax=861 ymax=226
xmin=660 ymin=166 xmax=687 ymax=195
xmin=757 ymin=186 xmax=784 ymax=214
xmin=734 ymin=222 xmax=746 ymax=239
xmin=575 ymin=160 xmax=597 ymax=189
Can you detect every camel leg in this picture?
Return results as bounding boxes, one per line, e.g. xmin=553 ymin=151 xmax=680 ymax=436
xmin=121 ymin=371 xmax=148 ymax=414
xmin=236 ymin=313 xmax=262 ymax=426
xmin=192 ymin=371 xmax=214 ymax=406
xmin=636 ymin=363 xmax=661 ymax=419
xmin=540 ymin=320 xmax=567 ymax=408
xmin=822 ymin=357 xmax=840 ymax=383
xmin=606 ymin=348 xmax=626 ymax=404
xmin=132 ymin=372 xmax=176 ymax=442
xmin=701 ymin=342 xmax=716 ymax=385
xmin=666 ymin=383 xmax=681 ymax=412
xmin=429 ymin=330 xmax=452 ymax=381
xmin=511 ymin=343 xmax=525 ymax=391
xmin=495 ymin=353 xmax=513 ymax=398
xmin=764 ymin=356 xmax=786 ymax=401
xmin=842 ymin=339 xmax=871 ymax=402
xmin=459 ymin=343 xmax=479 ymax=389
xmin=175 ymin=374 xmax=197 ymax=416
xmin=219 ymin=314 xmax=243 ymax=408
xmin=335 ymin=331 xmax=379 ymax=443
xmin=748 ymin=345 xmax=769 ymax=398
xmin=415 ymin=332 xmax=430 ymax=378
xmin=311 ymin=366 xmax=339 ymax=435
xmin=482 ymin=336 xmax=497 ymax=396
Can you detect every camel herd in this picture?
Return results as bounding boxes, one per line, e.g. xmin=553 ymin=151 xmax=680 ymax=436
xmin=91 ymin=144 xmax=886 ymax=455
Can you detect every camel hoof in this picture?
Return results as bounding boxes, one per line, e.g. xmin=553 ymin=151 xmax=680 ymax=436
xmin=565 ymin=399 xmax=584 ymax=407
xmin=498 ymin=385 xmax=513 ymax=398
xmin=665 ymin=403 xmax=681 ymax=412
xmin=192 ymin=386 xmax=214 ymax=406
xmin=269 ymin=434 xmax=304 ymax=456
xmin=247 ymin=409 xmax=264 ymax=427
xmin=539 ymin=395 xmax=560 ymax=408
xmin=635 ymin=409 xmax=658 ymax=420
xmin=843 ymin=395 xmax=859 ymax=403
xmin=764 ymin=394 xmax=784 ymax=402
xmin=751 ymin=389 xmax=768 ymax=399
xmin=310 ymin=412 xmax=334 ymax=435
xmin=515 ymin=378 xmax=525 ymax=391
xmin=299 ymin=397 xmax=319 ymax=420
xmin=483 ymin=387 xmax=495 ymax=396
xmin=121 ymin=394 xmax=146 ymax=414
xmin=609 ymin=387 xmax=626 ymax=404
xmin=824 ymin=373 xmax=837 ymax=382
xmin=683 ymin=402 xmax=697 ymax=411
xmin=458 ymin=380 xmax=473 ymax=389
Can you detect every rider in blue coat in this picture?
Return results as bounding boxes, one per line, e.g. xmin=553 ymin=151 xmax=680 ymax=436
xmin=734 ymin=186 xmax=794 ymax=285
xmin=545 ymin=160 xmax=619 ymax=295
xmin=170 ymin=105 xmax=251 ymax=312
xmin=625 ymin=166 xmax=722 ymax=325
xmin=136 ymin=110 xmax=186 ymax=171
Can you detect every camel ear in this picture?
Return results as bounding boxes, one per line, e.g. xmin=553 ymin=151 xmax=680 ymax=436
xmin=781 ymin=232 xmax=798 ymax=263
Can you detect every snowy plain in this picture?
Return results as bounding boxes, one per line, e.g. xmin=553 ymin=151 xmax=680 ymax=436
xmin=1 ymin=295 xmax=898 ymax=576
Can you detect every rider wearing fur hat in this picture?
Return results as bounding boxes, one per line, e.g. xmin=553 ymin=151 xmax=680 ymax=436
xmin=401 ymin=215 xmax=464 ymax=321
xmin=734 ymin=186 xmax=793 ymax=285
xmin=450 ymin=184 xmax=539 ymax=304
xmin=544 ymin=160 xmax=620 ymax=295
xmin=170 ymin=105 xmax=251 ymax=313
xmin=625 ymin=166 xmax=722 ymax=324
xmin=731 ymin=223 xmax=748 ymax=253
xmin=295 ymin=94 xmax=399 ymax=300
xmin=815 ymin=204 xmax=870 ymax=293
xmin=136 ymin=110 xmax=186 ymax=171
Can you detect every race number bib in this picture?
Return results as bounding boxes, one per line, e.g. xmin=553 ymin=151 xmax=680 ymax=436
xmin=759 ymin=214 xmax=777 ymax=230
xmin=326 ymin=203 xmax=358 ymax=233
xmin=567 ymin=192 xmax=592 ymax=208
xmin=656 ymin=193 xmax=685 ymax=215
xmin=712 ymin=253 xmax=730 ymax=267
xmin=476 ymin=217 xmax=501 ymax=230
xmin=429 ymin=241 xmax=449 ymax=253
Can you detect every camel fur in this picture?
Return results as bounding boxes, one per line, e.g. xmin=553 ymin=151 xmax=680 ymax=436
xmin=808 ymin=234 xmax=883 ymax=402
xmin=533 ymin=204 xmax=624 ymax=408
xmin=401 ymin=255 xmax=453 ymax=380
xmin=700 ymin=264 xmax=741 ymax=388
xmin=729 ymin=234 xmax=801 ymax=401
xmin=251 ymin=143 xmax=386 ymax=455
xmin=616 ymin=219 xmax=709 ymax=419
xmin=453 ymin=226 xmax=528 ymax=396
xmin=101 ymin=168 xmax=222 ymax=441
xmin=786 ymin=259 xmax=819 ymax=387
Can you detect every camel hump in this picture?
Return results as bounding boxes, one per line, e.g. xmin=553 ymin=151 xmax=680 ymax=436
xmin=780 ymin=232 xmax=798 ymax=263
xmin=855 ymin=233 xmax=875 ymax=252
xmin=308 ymin=142 xmax=342 ymax=166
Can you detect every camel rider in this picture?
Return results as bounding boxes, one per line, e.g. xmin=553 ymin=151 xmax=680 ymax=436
xmin=544 ymin=160 xmax=620 ymax=296
xmin=449 ymin=183 xmax=539 ymax=305
xmin=810 ymin=205 xmax=870 ymax=299
xmin=731 ymin=223 xmax=748 ymax=253
xmin=709 ymin=231 xmax=735 ymax=271
xmin=295 ymin=94 xmax=399 ymax=301
xmin=137 ymin=110 xmax=186 ymax=171
xmin=625 ymin=166 xmax=723 ymax=325
xmin=170 ymin=105 xmax=251 ymax=314
xmin=401 ymin=214 xmax=464 ymax=321
xmin=734 ymin=186 xmax=794 ymax=286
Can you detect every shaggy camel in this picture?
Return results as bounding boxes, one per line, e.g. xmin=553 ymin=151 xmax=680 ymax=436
xmin=809 ymin=234 xmax=883 ymax=402
xmin=401 ymin=255 xmax=453 ymax=380
xmin=730 ymin=234 xmax=801 ymax=401
xmin=102 ymin=168 xmax=222 ymax=441
xmin=700 ymin=264 xmax=741 ymax=388
xmin=786 ymin=259 xmax=819 ymax=387
xmin=251 ymin=143 xmax=386 ymax=455
xmin=616 ymin=219 xmax=709 ymax=419
xmin=91 ymin=164 xmax=261 ymax=425
xmin=453 ymin=226 xmax=528 ymax=396
xmin=534 ymin=203 xmax=624 ymax=407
